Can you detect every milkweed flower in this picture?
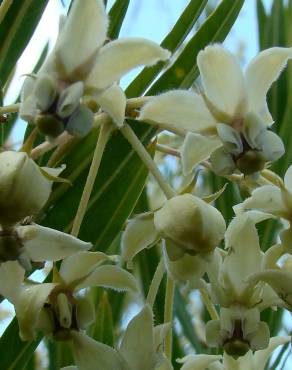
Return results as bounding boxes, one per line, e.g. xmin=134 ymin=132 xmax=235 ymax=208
xmin=0 ymin=251 xmax=139 ymax=341
xmin=61 ymin=305 xmax=173 ymax=370
xmin=20 ymin=0 xmax=170 ymax=138
xmin=139 ymin=45 xmax=291 ymax=176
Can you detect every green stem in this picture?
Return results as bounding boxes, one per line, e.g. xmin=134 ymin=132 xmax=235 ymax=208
xmin=146 ymin=258 xmax=165 ymax=307
xmin=200 ymin=287 xmax=218 ymax=321
xmin=120 ymin=124 xmax=176 ymax=200
xmin=164 ymin=275 xmax=175 ymax=360
xmin=71 ymin=121 xmax=112 ymax=237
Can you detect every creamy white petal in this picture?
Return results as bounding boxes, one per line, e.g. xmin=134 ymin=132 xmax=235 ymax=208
xmin=284 ymin=164 xmax=292 ymax=193
xmin=181 ymin=133 xmax=221 ymax=175
xmin=197 ymin=45 xmax=246 ymax=118
xmin=60 ymin=251 xmax=109 ymax=285
xmin=222 ymin=212 xmax=271 ymax=298
xmin=253 ymin=336 xmax=290 ymax=370
xmin=121 ymin=213 xmax=159 ymax=266
xmin=16 ymin=283 xmax=56 ymax=340
xmin=177 ymin=354 xmax=222 ymax=370
xmin=240 ymin=185 xmax=284 ymax=216
xmin=245 ymin=47 xmax=292 ymax=124
xmin=139 ymin=90 xmax=217 ymax=133
xmin=0 ymin=261 xmax=24 ymax=302
xmin=76 ymin=265 xmax=139 ymax=293
xmin=18 ymin=225 xmax=92 ymax=262
xmin=71 ymin=331 xmax=127 ymax=370
xmin=119 ymin=305 xmax=156 ymax=370
xmin=259 ymin=130 xmax=285 ymax=161
xmin=55 ymin=0 xmax=108 ymax=79
xmin=94 ymin=84 xmax=126 ymax=127
xmin=87 ymin=38 xmax=170 ymax=90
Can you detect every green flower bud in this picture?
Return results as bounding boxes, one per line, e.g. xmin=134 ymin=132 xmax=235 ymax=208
xmin=154 ymin=194 xmax=226 ymax=256
xmin=35 ymin=113 xmax=65 ymax=138
xmin=0 ymin=151 xmax=56 ymax=227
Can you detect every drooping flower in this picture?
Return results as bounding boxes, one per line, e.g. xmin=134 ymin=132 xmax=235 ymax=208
xmin=0 ymin=251 xmax=139 ymax=341
xmin=0 ymin=151 xmax=63 ymax=227
xmin=203 ymin=211 xmax=283 ymax=357
xmin=121 ymin=193 xmax=225 ymax=282
xmin=61 ymin=305 xmax=173 ymax=370
xmin=139 ymin=45 xmax=291 ymax=176
xmin=20 ymin=0 xmax=170 ymax=138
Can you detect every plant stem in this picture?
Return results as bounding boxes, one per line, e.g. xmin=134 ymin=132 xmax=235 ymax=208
xmin=164 ymin=276 xmax=175 ymax=360
xmin=0 ymin=103 xmax=20 ymax=115
xmin=0 ymin=0 xmax=12 ymax=25
xmin=120 ymin=124 xmax=176 ymax=200
xmin=200 ymin=287 xmax=218 ymax=321
xmin=71 ymin=121 xmax=113 ymax=237
xmin=146 ymin=258 xmax=165 ymax=307
xmin=156 ymin=143 xmax=181 ymax=158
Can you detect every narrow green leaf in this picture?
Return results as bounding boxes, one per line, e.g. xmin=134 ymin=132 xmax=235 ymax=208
xmin=108 ymin=0 xmax=130 ymax=39
xmin=256 ymin=0 xmax=267 ymax=50
xmin=0 ymin=0 xmax=48 ymax=88
xmin=126 ymin=0 xmax=208 ymax=98
xmin=148 ymin=0 xmax=244 ymax=93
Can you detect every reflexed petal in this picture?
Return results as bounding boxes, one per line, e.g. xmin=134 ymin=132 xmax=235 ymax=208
xmin=197 ymin=45 xmax=246 ymax=118
xmin=0 ymin=261 xmax=25 ymax=302
xmin=18 ymin=225 xmax=92 ymax=262
xmin=87 ymin=38 xmax=170 ymax=90
xmin=139 ymin=90 xmax=217 ymax=133
xmin=41 ymin=164 xmax=65 ymax=178
xmin=94 ymin=84 xmax=126 ymax=127
xmin=177 ymin=354 xmax=222 ymax=370
xmin=240 ymin=185 xmax=284 ymax=216
xmin=71 ymin=331 xmax=127 ymax=370
xmin=76 ymin=265 xmax=139 ymax=293
xmin=245 ymin=47 xmax=292 ymax=124
xmin=181 ymin=133 xmax=221 ymax=175
xmin=284 ymin=164 xmax=292 ymax=193
xmin=16 ymin=283 xmax=56 ymax=340
xmin=246 ymin=269 xmax=292 ymax=309
xmin=55 ymin=0 xmax=108 ymax=79
xmin=60 ymin=251 xmax=109 ymax=285
xmin=222 ymin=212 xmax=271 ymax=297
xmin=119 ymin=305 xmax=156 ymax=370
xmin=253 ymin=336 xmax=290 ymax=370
xmin=222 ymin=351 xmax=252 ymax=370
xmin=121 ymin=212 xmax=159 ymax=266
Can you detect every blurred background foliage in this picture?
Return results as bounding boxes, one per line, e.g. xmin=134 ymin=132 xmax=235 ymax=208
xmin=0 ymin=0 xmax=291 ymax=369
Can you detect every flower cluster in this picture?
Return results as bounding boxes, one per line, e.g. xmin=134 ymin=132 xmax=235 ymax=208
xmin=0 ymin=0 xmax=291 ymax=369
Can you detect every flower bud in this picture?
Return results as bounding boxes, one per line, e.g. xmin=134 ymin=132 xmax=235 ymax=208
xmin=154 ymin=194 xmax=225 ymax=256
xmin=0 ymin=151 xmax=56 ymax=227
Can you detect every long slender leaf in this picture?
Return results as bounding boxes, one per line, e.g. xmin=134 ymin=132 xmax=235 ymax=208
xmin=0 ymin=0 xmax=48 ymax=88
xmin=108 ymin=0 xmax=130 ymax=39
xmin=126 ymin=0 xmax=208 ymax=97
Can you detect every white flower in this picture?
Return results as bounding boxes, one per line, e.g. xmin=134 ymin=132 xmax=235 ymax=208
xmin=204 ymin=211 xmax=283 ymax=357
xmin=121 ymin=194 xmax=225 ymax=281
xmin=0 ymin=251 xmax=139 ymax=341
xmin=0 ymin=151 xmax=63 ymax=227
xmin=177 ymin=336 xmax=290 ymax=370
xmin=20 ymin=0 xmax=170 ymax=137
xmin=63 ymin=305 xmax=173 ymax=370
xmin=139 ymin=45 xmax=291 ymax=175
